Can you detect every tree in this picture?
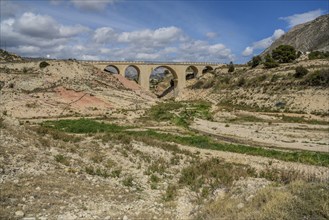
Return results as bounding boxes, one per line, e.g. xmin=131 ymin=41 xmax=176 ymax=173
xmin=228 ymin=61 xmax=235 ymax=73
xmin=251 ymin=55 xmax=262 ymax=68
xmin=272 ymin=45 xmax=297 ymax=63
xmin=263 ymin=54 xmax=279 ymax=69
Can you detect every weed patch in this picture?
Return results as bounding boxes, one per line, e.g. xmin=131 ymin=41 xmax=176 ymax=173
xmin=198 ymin=181 xmax=329 ymax=220
xmin=179 ymin=158 xmax=255 ymax=192
xmin=54 ymin=154 xmax=70 ymax=166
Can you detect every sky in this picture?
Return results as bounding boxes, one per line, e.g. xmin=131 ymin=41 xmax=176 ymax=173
xmin=0 ymin=0 xmax=328 ymax=63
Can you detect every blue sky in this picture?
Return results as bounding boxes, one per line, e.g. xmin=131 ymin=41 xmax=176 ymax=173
xmin=0 ymin=0 xmax=328 ymax=63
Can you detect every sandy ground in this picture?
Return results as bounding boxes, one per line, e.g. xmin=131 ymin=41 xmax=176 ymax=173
xmin=191 ymin=118 xmax=329 ymax=152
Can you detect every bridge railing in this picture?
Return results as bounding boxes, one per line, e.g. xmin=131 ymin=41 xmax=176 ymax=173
xmin=81 ymin=60 xmax=222 ymax=65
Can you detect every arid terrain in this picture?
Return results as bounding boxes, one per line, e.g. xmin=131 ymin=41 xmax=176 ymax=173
xmin=0 ymin=52 xmax=329 ymax=219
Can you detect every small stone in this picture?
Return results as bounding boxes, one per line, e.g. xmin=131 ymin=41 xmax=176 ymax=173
xmin=36 ymin=187 xmax=41 ymax=191
xmin=15 ymin=210 xmax=25 ymax=217
xmin=246 ymin=195 xmax=254 ymax=202
xmin=237 ymin=203 xmax=244 ymax=209
xmin=104 ymin=216 xmax=111 ymax=220
xmin=22 ymin=217 xmax=36 ymax=220
xmin=123 ymin=215 xmax=128 ymax=220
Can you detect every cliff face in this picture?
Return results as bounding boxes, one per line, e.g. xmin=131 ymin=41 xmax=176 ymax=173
xmin=262 ymin=14 xmax=329 ymax=55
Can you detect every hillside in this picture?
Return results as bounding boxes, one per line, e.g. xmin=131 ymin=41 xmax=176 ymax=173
xmin=0 ymin=60 xmax=155 ymax=119
xmin=0 ymin=49 xmax=24 ymax=62
xmin=262 ymin=14 xmax=329 ymax=55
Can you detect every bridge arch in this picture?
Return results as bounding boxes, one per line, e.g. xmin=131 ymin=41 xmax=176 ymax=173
xmin=203 ymin=66 xmax=214 ymax=74
xmin=124 ymin=65 xmax=140 ymax=83
xmin=104 ymin=65 xmax=120 ymax=74
xmin=186 ymin=65 xmax=198 ymax=80
xmin=149 ymin=65 xmax=178 ymax=98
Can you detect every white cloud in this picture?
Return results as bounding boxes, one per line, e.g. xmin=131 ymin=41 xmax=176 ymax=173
xmin=206 ymin=32 xmax=217 ymax=39
xmin=179 ymin=40 xmax=234 ymax=62
xmin=242 ymin=47 xmax=253 ymax=56
xmin=13 ymin=12 xmax=89 ymax=39
xmin=59 ymin=25 xmax=90 ymax=37
xmin=70 ymin=0 xmax=119 ymax=12
xmin=17 ymin=46 xmax=41 ymax=54
xmin=136 ymin=53 xmax=160 ymax=60
xmin=15 ymin=12 xmax=60 ymax=38
xmin=242 ymin=29 xmax=285 ymax=57
xmin=280 ymin=9 xmax=325 ymax=28
xmin=93 ymin=27 xmax=117 ymax=44
xmin=0 ymin=12 xmax=90 ymax=58
xmin=117 ymin=26 xmax=185 ymax=47
xmin=81 ymin=54 xmax=101 ymax=60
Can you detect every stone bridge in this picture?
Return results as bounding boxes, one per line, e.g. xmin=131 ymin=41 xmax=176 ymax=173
xmin=84 ymin=61 xmax=221 ymax=95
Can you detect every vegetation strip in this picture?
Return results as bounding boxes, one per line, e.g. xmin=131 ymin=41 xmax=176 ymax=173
xmin=42 ymin=119 xmax=329 ymax=167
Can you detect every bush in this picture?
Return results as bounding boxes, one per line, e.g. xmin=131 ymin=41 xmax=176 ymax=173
xmin=228 ymin=61 xmax=235 ymax=73
xmin=122 ymin=175 xmax=134 ymax=187
xmin=54 ymin=154 xmax=70 ymax=166
xmin=236 ymin=77 xmax=246 ymax=87
xmin=263 ymin=54 xmax=279 ymax=69
xmin=272 ymin=45 xmax=297 ymax=63
xmin=163 ymin=184 xmax=177 ymax=201
xmin=294 ymin=66 xmax=308 ymax=78
xmin=308 ymin=51 xmax=329 ymax=60
xmin=251 ymin=55 xmax=262 ymax=68
xmin=39 ymin=61 xmax=50 ymax=68
xmin=302 ymin=69 xmax=329 ymax=86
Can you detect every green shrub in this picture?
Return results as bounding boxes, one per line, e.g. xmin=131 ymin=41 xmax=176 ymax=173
xmin=39 ymin=61 xmax=50 ymax=68
xmin=179 ymin=158 xmax=255 ymax=191
xmin=122 ymin=175 xmax=134 ymax=187
xmin=302 ymin=69 xmax=329 ymax=86
xmin=251 ymin=55 xmax=262 ymax=68
xmin=236 ymin=77 xmax=246 ymax=87
xmin=163 ymin=184 xmax=177 ymax=201
xmin=228 ymin=61 xmax=235 ymax=73
xmin=272 ymin=45 xmax=297 ymax=63
xmin=85 ymin=166 xmax=109 ymax=178
xmin=0 ymin=117 xmax=4 ymax=129
xmin=294 ymin=66 xmax=308 ymax=78
xmin=308 ymin=51 xmax=329 ymax=60
xmin=54 ymin=154 xmax=70 ymax=166
xmin=23 ymin=67 xmax=28 ymax=74
xmin=263 ymin=54 xmax=279 ymax=69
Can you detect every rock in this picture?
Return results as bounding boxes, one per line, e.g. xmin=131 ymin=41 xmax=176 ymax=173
xmin=123 ymin=215 xmax=128 ymax=220
xmin=104 ymin=216 xmax=111 ymax=220
xmin=237 ymin=203 xmax=244 ymax=209
xmin=15 ymin=210 xmax=25 ymax=217
xmin=22 ymin=217 xmax=36 ymax=220
xmin=246 ymin=195 xmax=254 ymax=202
xmin=57 ymin=213 xmax=77 ymax=220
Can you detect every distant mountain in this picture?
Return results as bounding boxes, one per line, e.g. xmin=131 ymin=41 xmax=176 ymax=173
xmin=0 ymin=49 xmax=23 ymax=62
xmin=262 ymin=14 xmax=329 ymax=56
